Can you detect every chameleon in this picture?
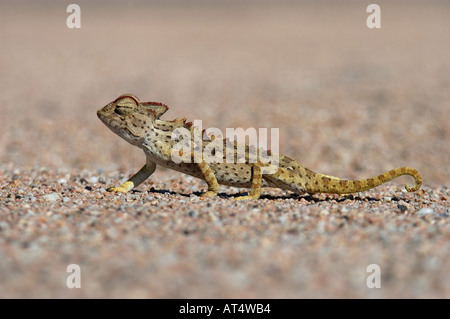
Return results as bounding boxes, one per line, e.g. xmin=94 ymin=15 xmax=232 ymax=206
xmin=97 ymin=94 xmax=422 ymax=200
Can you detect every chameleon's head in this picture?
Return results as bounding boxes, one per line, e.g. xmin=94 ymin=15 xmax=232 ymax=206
xmin=97 ymin=94 xmax=168 ymax=147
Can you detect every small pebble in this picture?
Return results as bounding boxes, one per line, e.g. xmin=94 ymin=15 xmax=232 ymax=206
xmin=42 ymin=193 xmax=60 ymax=202
xmin=418 ymin=208 xmax=434 ymax=215
xmin=188 ymin=210 xmax=197 ymax=217
xmin=89 ymin=176 xmax=99 ymax=184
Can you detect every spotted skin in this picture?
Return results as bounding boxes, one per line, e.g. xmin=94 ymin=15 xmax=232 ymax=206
xmin=97 ymin=94 xmax=422 ymax=200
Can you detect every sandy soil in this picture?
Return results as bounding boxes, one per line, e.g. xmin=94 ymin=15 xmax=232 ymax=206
xmin=0 ymin=0 xmax=449 ymax=298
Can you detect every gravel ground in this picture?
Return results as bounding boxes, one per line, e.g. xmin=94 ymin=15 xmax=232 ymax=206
xmin=0 ymin=1 xmax=449 ymax=298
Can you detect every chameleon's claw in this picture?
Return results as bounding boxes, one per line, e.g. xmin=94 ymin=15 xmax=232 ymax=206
xmin=200 ymin=191 xmax=218 ymax=198
xmin=107 ymin=186 xmax=129 ymax=193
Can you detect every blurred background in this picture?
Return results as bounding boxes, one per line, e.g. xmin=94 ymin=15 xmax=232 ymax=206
xmin=0 ymin=0 xmax=448 ymax=183
xmin=0 ymin=0 xmax=449 ymax=299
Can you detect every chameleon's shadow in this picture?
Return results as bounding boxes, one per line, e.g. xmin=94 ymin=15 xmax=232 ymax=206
xmin=260 ymin=194 xmax=406 ymax=202
xmin=136 ymin=188 xmax=242 ymax=199
xmin=132 ymin=187 xmax=189 ymax=197
xmin=133 ymin=188 xmax=400 ymax=202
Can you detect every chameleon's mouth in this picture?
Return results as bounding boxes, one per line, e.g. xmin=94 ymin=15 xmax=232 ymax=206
xmin=97 ymin=109 xmax=109 ymax=124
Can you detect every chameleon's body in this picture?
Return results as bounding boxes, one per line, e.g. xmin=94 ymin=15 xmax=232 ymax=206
xmin=97 ymin=94 xmax=422 ymax=200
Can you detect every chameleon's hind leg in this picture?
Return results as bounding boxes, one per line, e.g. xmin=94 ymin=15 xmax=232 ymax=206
xmin=197 ymin=159 xmax=219 ymax=198
xmin=235 ymin=162 xmax=263 ymax=200
xmin=262 ymin=166 xmax=309 ymax=194
xmin=107 ymin=159 xmax=157 ymax=193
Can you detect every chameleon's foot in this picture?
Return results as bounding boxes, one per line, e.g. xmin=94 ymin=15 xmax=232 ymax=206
xmin=234 ymin=195 xmax=259 ymax=201
xmin=106 ymin=181 xmax=134 ymax=194
xmin=106 ymin=186 xmax=129 ymax=193
xmin=200 ymin=191 xmax=218 ymax=198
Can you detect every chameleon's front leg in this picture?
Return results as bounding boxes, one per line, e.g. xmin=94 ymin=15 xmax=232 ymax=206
xmin=107 ymin=159 xmax=157 ymax=193
xmin=235 ymin=162 xmax=263 ymax=200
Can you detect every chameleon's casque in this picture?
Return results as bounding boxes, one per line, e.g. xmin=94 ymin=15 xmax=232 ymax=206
xmin=98 ymin=94 xmax=422 ymax=200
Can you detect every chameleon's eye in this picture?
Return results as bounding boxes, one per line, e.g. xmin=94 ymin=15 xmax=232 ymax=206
xmin=114 ymin=100 xmax=136 ymax=116
xmin=115 ymin=106 xmax=132 ymax=116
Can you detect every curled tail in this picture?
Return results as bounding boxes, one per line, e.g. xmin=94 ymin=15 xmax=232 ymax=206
xmin=307 ymin=167 xmax=422 ymax=194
